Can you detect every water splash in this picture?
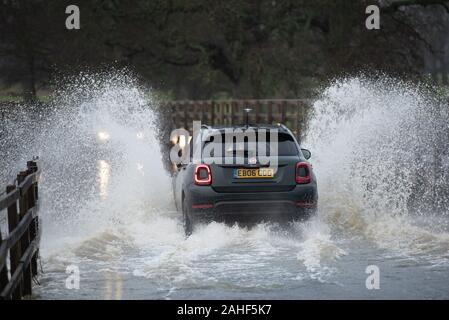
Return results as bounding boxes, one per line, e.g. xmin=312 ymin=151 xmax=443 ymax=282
xmin=0 ymin=70 xmax=174 ymax=255
xmin=304 ymin=76 xmax=449 ymax=264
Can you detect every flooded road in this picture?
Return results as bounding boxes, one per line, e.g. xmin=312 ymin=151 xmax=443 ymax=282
xmin=35 ymin=211 xmax=449 ymax=299
xmin=1 ymin=73 xmax=449 ymax=299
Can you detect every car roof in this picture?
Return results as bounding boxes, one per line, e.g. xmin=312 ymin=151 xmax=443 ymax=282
xmin=201 ymin=123 xmax=291 ymax=133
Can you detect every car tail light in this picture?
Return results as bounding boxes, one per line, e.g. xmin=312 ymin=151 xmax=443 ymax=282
xmin=191 ymin=204 xmax=214 ymax=209
xmin=194 ymin=164 xmax=212 ymax=186
xmin=295 ymin=162 xmax=311 ymax=184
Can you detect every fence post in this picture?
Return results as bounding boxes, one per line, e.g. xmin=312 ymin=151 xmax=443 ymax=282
xmin=190 ymin=100 xmax=195 ymax=131
xmin=255 ymin=101 xmax=260 ymax=123
xmin=17 ymin=171 xmax=32 ymax=297
xmin=219 ymin=102 xmax=224 ymax=125
xmin=183 ymin=101 xmax=188 ymax=130
xmin=200 ymin=101 xmax=205 ymax=124
xmin=6 ymin=184 xmax=22 ymax=299
xmin=267 ymin=101 xmax=273 ymax=124
xmin=293 ymin=101 xmax=299 ymax=136
xmin=228 ymin=101 xmax=232 ymax=125
xmin=0 ymin=230 xmax=8 ymax=293
xmin=229 ymin=102 xmax=233 ymax=125
xmin=210 ymin=100 xmax=215 ymax=126
xmin=27 ymin=161 xmax=39 ymax=277
xmin=281 ymin=100 xmax=287 ymax=124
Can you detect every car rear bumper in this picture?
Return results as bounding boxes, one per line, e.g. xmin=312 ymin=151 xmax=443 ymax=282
xmin=185 ymin=183 xmax=317 ymax=221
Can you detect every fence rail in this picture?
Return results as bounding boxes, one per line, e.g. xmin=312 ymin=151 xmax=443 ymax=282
xmin=163 ymin=99 xmax=312 ymax=137
xmin=0 ymin=160 xmax=41 ymax=300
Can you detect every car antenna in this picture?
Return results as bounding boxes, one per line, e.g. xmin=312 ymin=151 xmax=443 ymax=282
xmin=244 ymin=108 xmax=252 ymax=128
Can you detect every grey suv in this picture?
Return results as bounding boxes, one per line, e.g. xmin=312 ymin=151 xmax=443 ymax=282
xmin=173 ymin=124 xmax=318 ymax=235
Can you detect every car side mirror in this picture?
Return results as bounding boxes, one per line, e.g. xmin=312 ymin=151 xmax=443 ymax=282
xmin=301 ymin=148 xmax=311 ymax=160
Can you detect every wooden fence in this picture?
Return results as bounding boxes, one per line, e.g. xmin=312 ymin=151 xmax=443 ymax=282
xmin=163 ymin=99 xmax=312 ymax=137
xmin=0 ymin=160 xmax=41 ymax=300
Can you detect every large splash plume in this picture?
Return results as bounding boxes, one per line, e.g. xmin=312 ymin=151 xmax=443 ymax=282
xmin=0 ymin=70 xmax=174 ymax=252
xmin=304 ymin=76 xmax=449 ymax=260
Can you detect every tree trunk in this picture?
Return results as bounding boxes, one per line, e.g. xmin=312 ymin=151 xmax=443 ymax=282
xmin=23 ymin=54 xmax=37 ymax=103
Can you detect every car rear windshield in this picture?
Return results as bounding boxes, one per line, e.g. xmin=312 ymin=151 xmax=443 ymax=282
xmin=201 ymin=131 xmax=299 ymax=157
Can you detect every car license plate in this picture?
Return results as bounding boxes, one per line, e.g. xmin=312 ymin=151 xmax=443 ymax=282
xmin=233 ymin=168 xmax=274 ymax=178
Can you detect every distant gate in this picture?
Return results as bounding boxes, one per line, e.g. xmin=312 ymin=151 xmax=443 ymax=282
xmin=163 ymin=99 xmax=312 ymax=137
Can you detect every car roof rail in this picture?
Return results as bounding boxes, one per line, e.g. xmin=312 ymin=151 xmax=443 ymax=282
xmin=277 ymin=123 xmax=298 ymax=138
xmin=277 ymin=123 xmax=289 ymax=131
